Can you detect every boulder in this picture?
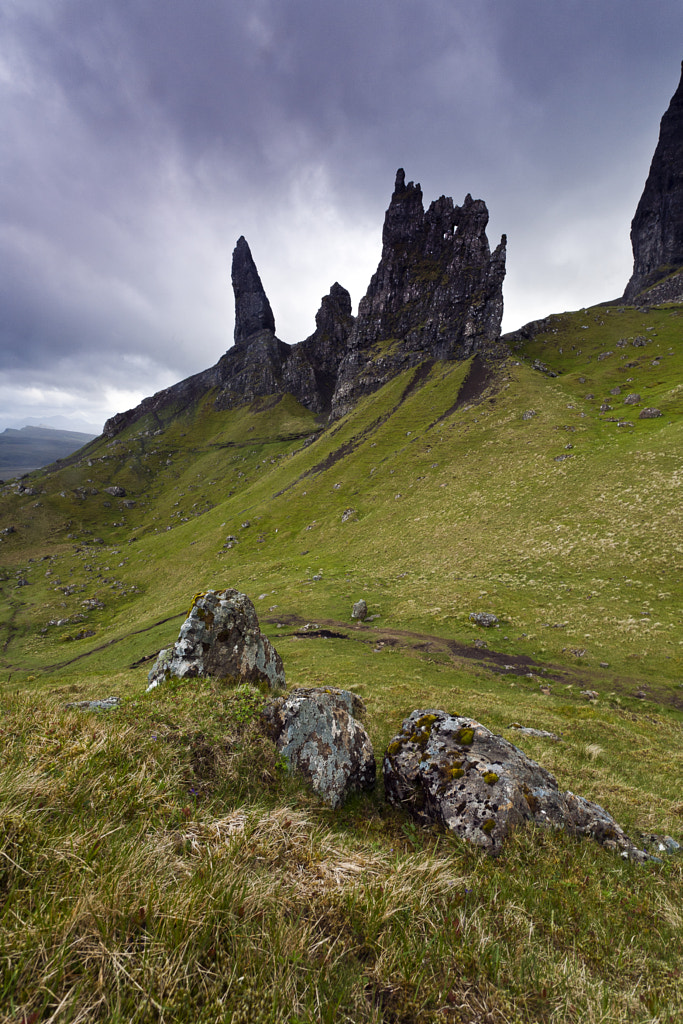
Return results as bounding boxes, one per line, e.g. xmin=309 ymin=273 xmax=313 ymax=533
xmin=146 ymin=589 xmax=285 ymax=692
xmin=639 ymin=407 xmax=663 ymax=419
xmin=384 ymin=710 xmax=649 ymax=860
xmin=469 ymin=612 xmax=498 ymax=628
xmin=352 ymin=599 xmax=368 ymax=621
xmin=262 ymin=687 xmax=376 ymax=808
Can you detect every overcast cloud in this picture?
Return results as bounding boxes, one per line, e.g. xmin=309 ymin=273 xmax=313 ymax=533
xmin=1 ymin=0 xmax=682 ymax=432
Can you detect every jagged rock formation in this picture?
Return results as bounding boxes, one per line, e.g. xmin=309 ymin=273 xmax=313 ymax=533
xmin=104 ymin=251 xmax=352 ymax=434
xmin=623 ymin=62 xmax=683 ymax=304
xmin=232 ymin=236 xmax=276 ymax=345
xmin=104 ymin=171 xmax=505 ymax=437
xmin=330 ymin=169 xmax=506 ymax=418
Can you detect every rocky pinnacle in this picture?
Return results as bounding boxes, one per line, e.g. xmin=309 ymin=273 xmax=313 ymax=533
xmin=231 ymin=236 xmax=276 ymax=346
xmin=329 ymin=168 xmax=506 ymax=418
xmin=624 ymin=61 xmax=683 ymax=303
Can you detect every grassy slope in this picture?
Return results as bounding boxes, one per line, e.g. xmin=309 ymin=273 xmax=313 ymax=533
xmin=0 ymin=304 xmax=682 ymax=1023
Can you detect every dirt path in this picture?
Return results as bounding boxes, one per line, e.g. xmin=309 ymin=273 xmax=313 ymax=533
xmin=266 ymin=614 xmax=683 ymax=713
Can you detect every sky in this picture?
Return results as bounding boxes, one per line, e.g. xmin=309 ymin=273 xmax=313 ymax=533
xmin=1 ymin=0 xmax=682 ymax=433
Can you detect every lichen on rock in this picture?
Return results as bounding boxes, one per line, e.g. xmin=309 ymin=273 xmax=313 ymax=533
xmin=384 ymin=709 xmax=650 ymax=860
xmin=146 ymin=589 xmax=285 ymax=692
xmin=262 ymin=687 xmax=375 ymax=808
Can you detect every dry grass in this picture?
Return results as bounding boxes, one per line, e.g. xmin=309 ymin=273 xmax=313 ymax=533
xmin=1 ymin=683 xmax=682 ymax=1023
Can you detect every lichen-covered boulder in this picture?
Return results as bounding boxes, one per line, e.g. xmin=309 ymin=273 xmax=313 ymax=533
xmin=384 ymin=710 xmax=649 ymax=860
xmin=146 ymin=589 xmax=285 ymax=692
xmin=351 ymin=599 xmax=368 ymax=621
xmin=262 ymin=687 xmax=376 ymax=808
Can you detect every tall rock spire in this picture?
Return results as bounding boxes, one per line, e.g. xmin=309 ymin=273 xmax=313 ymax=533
xmin=231 ymin=236 xmax=276 ymax=346
xmin=330 ymin=169 xmax=506 ymax=418
xmin=624 ymin=61 xmax=683 ymax=303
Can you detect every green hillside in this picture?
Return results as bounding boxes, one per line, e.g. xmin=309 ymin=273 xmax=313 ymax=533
xmin=1 ymin=304 xmax=682 ymax=1022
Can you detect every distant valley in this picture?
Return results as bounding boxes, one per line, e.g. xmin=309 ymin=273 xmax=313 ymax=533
xmin=0 ymin=425 xmax=97 ymax=480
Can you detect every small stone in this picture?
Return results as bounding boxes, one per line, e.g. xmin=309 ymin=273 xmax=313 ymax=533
xmin=351 ymin=599 xmax=368 ymax=621
xmin=509 ymin=724 xmax=560 ymax=741
xmin=64 ymin=696 xmax=120 ymax=712
xmin=469 ymin=612 xmax=498 ymax=628
xmin=624 ymin=393 xmax=641 ymax=405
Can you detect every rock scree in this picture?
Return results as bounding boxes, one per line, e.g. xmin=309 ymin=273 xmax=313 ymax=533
xmin=146 ymin=589 xmax=285 ymax=692
xmin=262 ymin=687 xmax=375 ymax=808
xmin=384 ymin=710 xmax=650 ymax=860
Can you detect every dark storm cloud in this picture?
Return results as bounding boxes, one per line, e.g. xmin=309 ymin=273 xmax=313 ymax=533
xmin=1 ymin=0 xmax=682 ymax=429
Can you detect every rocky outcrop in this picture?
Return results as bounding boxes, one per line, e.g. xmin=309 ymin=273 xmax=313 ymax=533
xmin=232 ymin=236 xmax=276 ymax=346
xmin=384 ymin=710 xmax=650 ymax=860
xmin=146 ymin=589 xmax=285 ymax=692
xmin=104 ymin=170 xmax=505 ymax=437
xmin=623 ymin=62 xmax=683 ymax=303
xmin=262 ymin=687 xmax=375 ymax=808
xmin=295 ymin=283 xmax=355 ymax=409
xmin=330 ymin=170 xmax=506 ymax=418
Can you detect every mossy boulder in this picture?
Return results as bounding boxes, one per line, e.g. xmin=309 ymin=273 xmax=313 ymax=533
xmin=383 ymin=710 xmax=650 ymax=860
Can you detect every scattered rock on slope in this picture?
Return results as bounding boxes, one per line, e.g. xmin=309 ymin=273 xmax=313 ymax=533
xmin=469 ymin=612 xmax=498 ymax=628
xmin=146 ymin=589 xmax=285 ymax=692
xmin=262 ymin=687 xmax=376 ymax=808
xmin=384 ymin=710 xmax=650 ymax=860
xmin=351 ymin=599 xmax=368 ymax=621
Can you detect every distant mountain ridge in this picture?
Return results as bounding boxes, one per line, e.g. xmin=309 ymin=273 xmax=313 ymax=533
xmin=0 ymin=426 xmax=97 ymax=479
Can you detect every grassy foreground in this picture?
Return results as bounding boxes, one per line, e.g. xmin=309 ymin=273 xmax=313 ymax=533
xmin=1 ymin=303 xmax=682 ymax=1022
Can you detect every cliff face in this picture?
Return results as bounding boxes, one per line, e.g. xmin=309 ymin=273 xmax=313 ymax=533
xmin=104 ymin=171 xmax=505 ymax=437
xmin=330 ymin=169 xmax=506 ymax=418
xmin=623 ymin=62 xmax=683 ymax=304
